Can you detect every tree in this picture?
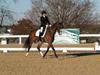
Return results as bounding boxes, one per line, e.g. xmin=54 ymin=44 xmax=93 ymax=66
xmin=25 ymin=0 xmax=42 ymax=26
xmin=11 ymin=18 xmax=37 ymax=35
xmin=0 ymin=0 xmax=18 ymax=27
xmin=45 ymin=0 xmax=96 ymax=27
xmin=0 ymin=8 xmax=14 ymax=26
xmin=28 ymin=0 xmax=96 ymax=28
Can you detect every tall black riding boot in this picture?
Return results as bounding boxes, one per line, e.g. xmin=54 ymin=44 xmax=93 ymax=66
xmin=39 ymin=32 xmax=42 ymax=42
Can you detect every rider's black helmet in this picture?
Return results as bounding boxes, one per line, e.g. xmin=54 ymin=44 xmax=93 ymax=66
xmin=41 ymin=10 xmax=47 ymax=15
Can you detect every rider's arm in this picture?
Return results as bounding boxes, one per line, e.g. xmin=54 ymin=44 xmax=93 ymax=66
xmin=46 ymin=16 xmax=50 ymax=25
xmin=40 ymin=17 xmax=44 ymax=26
xmin=46 ymin=16 xmax=52 ymax=27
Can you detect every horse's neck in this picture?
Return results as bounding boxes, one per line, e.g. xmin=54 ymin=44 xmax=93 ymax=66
xmin=49 ymin=25 xmax=57 ymax=35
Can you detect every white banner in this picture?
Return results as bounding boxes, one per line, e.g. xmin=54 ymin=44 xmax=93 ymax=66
xmin=53 ymin=28 xmax=80 ymax=44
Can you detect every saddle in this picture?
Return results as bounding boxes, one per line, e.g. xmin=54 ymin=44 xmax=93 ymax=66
xmin=35 ymin=25 xmax=48 ymax=37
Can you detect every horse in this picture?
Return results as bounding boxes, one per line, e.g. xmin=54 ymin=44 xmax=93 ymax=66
xmin=23 ymin=22 xmax=63 ymax=58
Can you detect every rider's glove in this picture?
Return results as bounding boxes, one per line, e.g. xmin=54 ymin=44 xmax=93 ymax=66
xmin=49 ymin=25 xmax=52 ymax=27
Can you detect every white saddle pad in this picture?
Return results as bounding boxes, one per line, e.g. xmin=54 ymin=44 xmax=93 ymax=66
xmin=35 ymin=29 xmax=40 ymax=37
xmin=35 ymin=25 xmax=48 ymax=37
xmin=35 ymin=28 xmax=47 ymax=37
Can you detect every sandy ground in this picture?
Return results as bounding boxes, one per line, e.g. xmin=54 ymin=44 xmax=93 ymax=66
xmin=0 ymin=43 xmax=95 ymax=48
xmin=0 ymin=51 xmax=100 ymax=75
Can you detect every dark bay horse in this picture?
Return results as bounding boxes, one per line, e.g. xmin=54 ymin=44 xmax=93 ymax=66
xmin=23 ymin=22 xmax=63 ymax=58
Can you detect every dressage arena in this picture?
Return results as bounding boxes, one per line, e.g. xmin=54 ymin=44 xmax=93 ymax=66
xmin=0 ymin=44 xmax=100 ymax=75
xmin=0 ymin=34 xmax=100 ymax=75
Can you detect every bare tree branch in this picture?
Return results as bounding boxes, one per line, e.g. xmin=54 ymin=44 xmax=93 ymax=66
xmin=26 ymin=0 xmax=96 ymax=28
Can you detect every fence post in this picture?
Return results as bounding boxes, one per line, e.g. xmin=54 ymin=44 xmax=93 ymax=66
xmin=19 ymin=37 xmax=22 ymax=44
xmin=95 ymin=42 xmax=98 ymax=51
xmin=3 ymin=49 xmax=8 ymax=53
xmin=63 ymin=48 xmax=68 ymax=53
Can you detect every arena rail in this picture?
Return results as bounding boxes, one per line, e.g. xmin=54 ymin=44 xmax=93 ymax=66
xmin=0 ymin=34 xmax=100 ymax=53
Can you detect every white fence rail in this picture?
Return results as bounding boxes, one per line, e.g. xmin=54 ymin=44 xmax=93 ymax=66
xmin=0 ymin=34 xmax=100 ymax=53
xmin=0 ymin=34 xmax=100 ymax=44
xmin=0 ymin=34 xmax=28 ymax=44
xmin=80 ymin=34 xmax=100 ymax=37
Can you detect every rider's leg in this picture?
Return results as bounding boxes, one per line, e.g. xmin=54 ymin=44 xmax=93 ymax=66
xmin=39 ymin=32 xmax=42 ymax=41
xmin=39 ymin=26 xmax=46 ymax=42
xmin=39 ymin=27 xmax=43 ymax=41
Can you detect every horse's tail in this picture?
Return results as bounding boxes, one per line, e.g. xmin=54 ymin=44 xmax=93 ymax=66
xmin=23 ymin=36 xmax=30 ymax=49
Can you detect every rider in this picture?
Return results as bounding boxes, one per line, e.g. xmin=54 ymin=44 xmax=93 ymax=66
xmin=39 ymin=10 xmax=51 ymax=42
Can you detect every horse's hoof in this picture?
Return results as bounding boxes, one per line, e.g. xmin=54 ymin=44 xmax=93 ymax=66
xmin=55 ymin=56 xmax=58 ymax=58
xmin=42 ymin=56 xmax=47 ymax=59
xmin=25 ymin=53 xmax=29 ymax=56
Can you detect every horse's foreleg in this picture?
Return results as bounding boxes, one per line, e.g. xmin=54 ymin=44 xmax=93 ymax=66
xmin=37 ymin=42 xmax=43 ymax=56
xmin=50 ymin=44 xmax=58 ymax=58
xmin=43 ymin=45 xmax=50 ymax=58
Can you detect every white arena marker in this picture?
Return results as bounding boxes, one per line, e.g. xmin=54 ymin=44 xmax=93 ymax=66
xmin=3 ymin=49 xmax=7 ymax=53
xmin=63 ymin=48 xmax=68 ymax=53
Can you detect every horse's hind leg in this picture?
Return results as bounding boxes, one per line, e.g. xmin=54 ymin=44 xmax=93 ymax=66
xmin=26 ymin=38 xmax=34 ymax=56
xmin=37 ymin=42 xmax=43 ymax=56
xmin=26 ymin=45 xmax=31 ymax=56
